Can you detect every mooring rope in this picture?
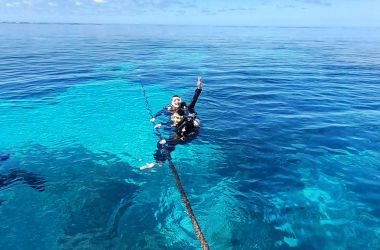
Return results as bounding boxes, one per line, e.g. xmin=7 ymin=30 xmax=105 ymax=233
xmin=139 ymin=80 xmax=209 ymax=250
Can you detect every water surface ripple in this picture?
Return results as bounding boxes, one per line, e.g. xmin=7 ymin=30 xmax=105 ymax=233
xmin=0 ymin=24 xmax=380 ymax=250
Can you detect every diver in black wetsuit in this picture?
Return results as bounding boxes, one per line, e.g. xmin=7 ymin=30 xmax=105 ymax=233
xmin=140 ymin=77 xmax=203 ymax=170
xmin=0 ymin=154 xmax=47 ymax=199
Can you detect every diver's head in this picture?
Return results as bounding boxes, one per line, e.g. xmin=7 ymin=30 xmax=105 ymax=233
xmin=171 ymin=112 xmax=183 ymax=126
xmin=171 ymin=95 xmax=182 ymax=108
xmin=177 ymin=108 xmax=184 ymax=116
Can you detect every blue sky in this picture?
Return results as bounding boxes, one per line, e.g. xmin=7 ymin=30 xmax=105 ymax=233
xmin=0 ymin=0 xmax=379 ymax=26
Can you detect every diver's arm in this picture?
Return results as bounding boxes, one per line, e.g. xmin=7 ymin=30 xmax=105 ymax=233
xmin=187 ymin=77 xmax=202 ymax=113
xmin=150 ymin=107 xmax=167 ymax=122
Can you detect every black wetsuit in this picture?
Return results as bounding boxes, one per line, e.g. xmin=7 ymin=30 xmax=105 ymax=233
xmin=153 ymin=88 xmax=202 ymax=162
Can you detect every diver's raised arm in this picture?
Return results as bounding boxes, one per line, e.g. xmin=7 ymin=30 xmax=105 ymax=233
xmin=188 ymin=76 xmax=203 ymax=112
xmin=197 ymin=76 xmax=202 ymax=89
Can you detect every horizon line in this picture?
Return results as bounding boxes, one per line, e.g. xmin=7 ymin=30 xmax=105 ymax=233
xmin=1 ymin=21 xmax=379 ymax=29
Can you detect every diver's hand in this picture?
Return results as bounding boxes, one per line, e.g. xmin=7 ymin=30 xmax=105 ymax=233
xmin=150 ymin=117 xmax=155 ymax=122
xmin=197 ymin=76 xmax=202 ymax=89
xmin=159 ymin=139 xmax=166 ymax=145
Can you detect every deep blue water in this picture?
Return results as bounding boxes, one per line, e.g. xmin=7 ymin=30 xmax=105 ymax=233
xmin=0 ymin=23 xmax=380 ymax=249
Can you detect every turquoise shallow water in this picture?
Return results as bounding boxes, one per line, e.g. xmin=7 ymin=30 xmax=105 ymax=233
xmin=0 ymin=24 xmax=380 ymax=249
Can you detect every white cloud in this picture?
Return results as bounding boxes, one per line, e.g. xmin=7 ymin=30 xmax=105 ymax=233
xmin=75 ymin=1 xmax=83 ymax=6
xmin=5 ymin=1 xmax=21 ymax=7
xmin=93 ymin=0 xmax=105 ymax=3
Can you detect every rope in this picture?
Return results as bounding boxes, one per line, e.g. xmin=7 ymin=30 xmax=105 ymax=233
xmin=139 ymin=80 xmax=209 ymax=250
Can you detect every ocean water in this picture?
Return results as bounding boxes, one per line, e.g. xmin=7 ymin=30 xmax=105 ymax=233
xmin=0 ymin=23 xmax=380 ymax=249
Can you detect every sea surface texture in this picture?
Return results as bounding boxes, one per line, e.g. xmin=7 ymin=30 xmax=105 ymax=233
xmin=0 ymin=24 xmax=379 ymax=249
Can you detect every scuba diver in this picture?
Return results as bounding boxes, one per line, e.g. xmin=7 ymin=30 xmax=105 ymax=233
xmin=140 ymin=77 xmax=203 ymax=170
